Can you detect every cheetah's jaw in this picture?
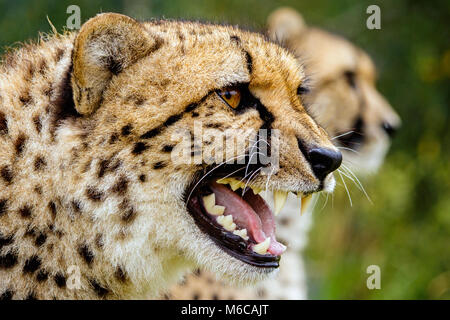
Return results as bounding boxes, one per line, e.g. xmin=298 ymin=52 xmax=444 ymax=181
xmin=185 ymin=171 xmax=313 ymax=268
xmin=205 ymin=181 xmax=286 ymax=256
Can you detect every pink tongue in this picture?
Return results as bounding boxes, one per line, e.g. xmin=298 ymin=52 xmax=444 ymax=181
xmin=209 ymin=182 xmax=285 ymax=256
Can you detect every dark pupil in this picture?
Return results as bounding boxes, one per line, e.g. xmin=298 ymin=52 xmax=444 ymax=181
xmin=224 ymin=91 xmax=232 ymax=99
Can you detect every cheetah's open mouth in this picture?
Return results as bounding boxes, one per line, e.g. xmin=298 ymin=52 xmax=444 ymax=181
xmin=185 ymin=165 xmax=312 ymax=268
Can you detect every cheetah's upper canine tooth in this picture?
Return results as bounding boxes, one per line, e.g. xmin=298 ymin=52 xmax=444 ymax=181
xmin=273 ymin=190 xmax=288 ymax=216
xmin=252 ymin=238 xmax=271 ymax=255
xmin=233 ymin=229 xmax=249 ymax=240
xmin=202 ymin=194 xmax=225 ymax=216
xmin=217 ymin=215 xmax=236 ymax=231
xmin=301 ymin=194 xmax=313 ymax=215
xmin=297 ymin=192 xmax=303 ymax=215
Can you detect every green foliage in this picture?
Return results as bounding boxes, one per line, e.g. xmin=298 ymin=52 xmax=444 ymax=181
xmin=0 ymin=0 xmax=448 ymax=299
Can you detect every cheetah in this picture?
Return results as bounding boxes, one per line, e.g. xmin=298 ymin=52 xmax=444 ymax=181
xmin=0 ymin=13 xmax=341 ymax=299
xmin=167 ymin=7 xmax=401 ymax=300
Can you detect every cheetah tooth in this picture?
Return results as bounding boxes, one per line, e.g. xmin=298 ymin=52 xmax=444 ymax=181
xmin=273 ymin=190 xmax=288 ymax=216
xmin=203 ymin=193 xmax=216 ymax=210
xmin=202 ymin=194 xmax=225 ymax=216
xmin=216 ymin=178 xmax=231 ymax=185
xmin=252 ymin=238 xmax=271 ymax=255
xmin=212 ymin=205 xmax=225 ymax=216
xmin=216 ymin=215 xmax=236 ymax=231
xmin=229 ymin=179 xmax=243 ymax=191
xmin=250 ymin=186 xmax=263 ymax=194
xmin=297 ymin=192 xmax=303 ymax=215
xmin=217 ymin=177 xmax=246 ymax=191
xmin=301 ymin=194 xmax=313 ymax=215
xmin=233 ymin=229 xmax=249 ymax=240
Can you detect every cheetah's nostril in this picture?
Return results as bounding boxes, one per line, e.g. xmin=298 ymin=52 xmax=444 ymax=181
xmin=381 ymin=122 xmax=397 ymax=138
xmin=307 ymin=147 xmax=342 ymax=181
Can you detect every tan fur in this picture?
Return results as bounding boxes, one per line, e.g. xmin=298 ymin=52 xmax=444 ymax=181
xmin=168 ymin=7 xmax=401 ymax=300
xmin=0 ymin=13 xmax=338 ymax=300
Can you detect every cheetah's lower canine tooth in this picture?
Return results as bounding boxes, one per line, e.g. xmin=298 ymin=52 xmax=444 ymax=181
xmin=252 ymin=238 xmax=271 ymax=255
xmin=273 ymin=190 xmax=288 ymax=216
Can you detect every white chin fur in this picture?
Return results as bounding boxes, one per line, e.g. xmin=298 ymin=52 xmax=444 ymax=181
xmin=323 ymin=174 xmax=336 ymax=193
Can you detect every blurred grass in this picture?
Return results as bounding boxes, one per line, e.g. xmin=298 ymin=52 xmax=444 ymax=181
xmin=0 ymin=0 xmax=448 ymax=299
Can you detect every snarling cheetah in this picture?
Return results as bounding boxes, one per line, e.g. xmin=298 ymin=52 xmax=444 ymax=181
xmin=167 ymin=7 xmax=401 ymax=300
xmin=0 ymin=13 xmax=341 ymax=299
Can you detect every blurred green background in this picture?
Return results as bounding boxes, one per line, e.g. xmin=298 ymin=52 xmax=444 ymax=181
xmin=0 ymin=0 xmax=448 ymax=299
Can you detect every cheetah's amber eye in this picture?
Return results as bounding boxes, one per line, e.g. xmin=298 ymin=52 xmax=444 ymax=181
xmin=217 ymin=87 xmax=241 ymax=109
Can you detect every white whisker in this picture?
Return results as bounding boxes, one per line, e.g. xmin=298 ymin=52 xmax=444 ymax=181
xmin=341 ymin=164 xmax=373 ymax=204
xmin=331 ymin=131 xmax=354 ymax=140
xmin=242 ymin=167 xmax=262 ymax=196
xmin=338 ymin=170 xmax=353 ymax=207
xmin=186 ymin=154 xmax=246 ymax=202
xmin=337 ymin=146 xmax=360 ymax=154
xmin=320 ymin=193 xmax=329 ymax=212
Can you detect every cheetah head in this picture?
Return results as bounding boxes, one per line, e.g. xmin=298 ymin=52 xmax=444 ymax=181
xmin=68 ymin=13 xmax=341 ymax=291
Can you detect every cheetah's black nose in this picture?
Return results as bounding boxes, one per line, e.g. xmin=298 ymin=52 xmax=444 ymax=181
xmin=307 ymin=147 xmax=342 ymax=181
xmin=381 ymin=121 xmax=398 ymax=138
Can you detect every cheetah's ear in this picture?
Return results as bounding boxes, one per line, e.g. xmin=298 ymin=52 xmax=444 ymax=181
xmin=266 ymin=7 xmax=308 ymax=45
xmin=72 ymin=13 xmax=160 ymax=115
